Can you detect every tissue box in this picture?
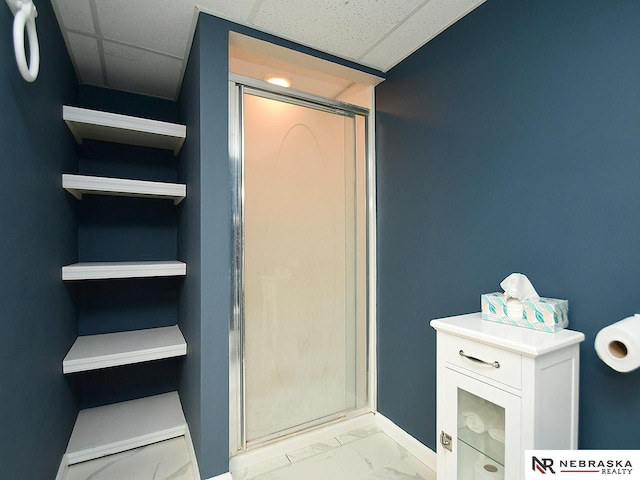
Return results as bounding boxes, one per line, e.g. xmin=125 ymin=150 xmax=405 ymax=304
xmin=481 ymin=293 xmax=569 ymax=333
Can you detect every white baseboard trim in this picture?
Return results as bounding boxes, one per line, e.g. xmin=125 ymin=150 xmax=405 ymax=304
xmin=374 ymin=412 xmax=437 ymax=472
xmin=205 ymin=473 xmax=233 ymax=480
xmin=184 ymin=425 xmax=202 ymax=480
xmin=55 ymin=454 xmax=69 ymax=480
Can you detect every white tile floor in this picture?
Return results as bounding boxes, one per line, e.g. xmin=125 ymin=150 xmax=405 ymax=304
xmin=231 ymin=425 xmax=436 ymax=480
xmin=62 ymin=422 xmax=436 ymax=480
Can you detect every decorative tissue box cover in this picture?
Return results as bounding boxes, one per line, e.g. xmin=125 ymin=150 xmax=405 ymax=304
xmin=481 ymin=292 xmax=569 ymax=333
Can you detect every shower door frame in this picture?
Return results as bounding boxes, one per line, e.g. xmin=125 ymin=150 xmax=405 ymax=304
xmin=228 ymin=73 xmax=378 ymax=456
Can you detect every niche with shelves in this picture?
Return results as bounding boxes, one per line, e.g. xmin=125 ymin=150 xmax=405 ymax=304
xmin=61 ymin=105 xmax=190 ymax=466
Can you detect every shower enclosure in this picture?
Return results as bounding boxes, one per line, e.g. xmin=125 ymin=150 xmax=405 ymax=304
xmin=229 ymin=75 xmax=373 ymax=453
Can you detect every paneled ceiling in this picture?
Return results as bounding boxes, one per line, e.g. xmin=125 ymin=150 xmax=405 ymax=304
xmin=50 ymin=0 xmax=485 ymax=100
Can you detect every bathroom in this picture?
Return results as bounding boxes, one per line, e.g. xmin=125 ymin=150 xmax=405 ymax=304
xmin=2 ymin=1 xmax=640 ymax=479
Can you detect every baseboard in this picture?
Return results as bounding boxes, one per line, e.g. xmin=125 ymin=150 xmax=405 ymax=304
xmin=374 ymin=412 xmax=437 ymax=472
xmin=55 ymin=454 xmax=69 ymax=480
xmin=205 ymin=473 xmax=233 ymax=480
xmin=184 ymin=425 xmax=202 ymax=480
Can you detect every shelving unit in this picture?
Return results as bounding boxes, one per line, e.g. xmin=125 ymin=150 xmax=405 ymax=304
xmin=63 ymin=106 xmax=186 ymax=155
xmin=63 ymin=325 xmax=187 ymax=373
xmin=63 ymin=174 xmax=186 ymax=204
xmin=62 ymin=260 xmax=186 ymax=280
xmin=65 ymin=392 xmax=187 ymax=464
xmin=59 ymin=106 xmax=191 ymax=476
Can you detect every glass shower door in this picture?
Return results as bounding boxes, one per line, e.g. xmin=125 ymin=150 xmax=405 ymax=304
xmin=240 ymin=88 xmax=368 ymax=446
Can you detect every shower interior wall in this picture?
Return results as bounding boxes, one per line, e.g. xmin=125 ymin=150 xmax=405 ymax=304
xmin=241 ymin=91 xmax=369 ymax=444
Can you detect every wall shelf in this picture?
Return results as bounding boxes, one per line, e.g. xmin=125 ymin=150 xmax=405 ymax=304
xmin=59 ymin=105 xmax=191 ymax=474
xmin=63 ymin=106 xmax=186 ymax=155
xmin=65 ymin=392 xmax=187 ymax=465
xmin=63 ymin=174 xmax=186 ymax=204
xmin=62 ymin=261 xmax=186 ymax=280
xmin=63 ymin=325 xmax=187 ymax=374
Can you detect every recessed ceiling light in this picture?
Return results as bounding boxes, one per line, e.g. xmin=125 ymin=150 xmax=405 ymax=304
xmin=264 ymin=74 xmax=292 ymax=88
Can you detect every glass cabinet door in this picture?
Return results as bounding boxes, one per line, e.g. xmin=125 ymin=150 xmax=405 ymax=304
xmin=444 ymin=370 xmax=521 ymax=480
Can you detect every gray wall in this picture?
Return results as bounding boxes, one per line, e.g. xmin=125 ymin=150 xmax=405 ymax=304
xmin=376 ymin=0 xmax=640 ymax=451
xmin=0 ymin=1 xmax=78 ymax=477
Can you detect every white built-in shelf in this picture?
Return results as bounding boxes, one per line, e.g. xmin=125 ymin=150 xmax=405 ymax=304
xmin=63 ymin=174 xmax=186 ymax=205
xmin=63 ymin=325 xmax=187 ymax=374
xmin=65 ymin=392 xmax=187 ymax=465
xmin=62 ymin=261 xmax=186 ymax=281
xmin=63 ymin=106 xmax=186 ymax=155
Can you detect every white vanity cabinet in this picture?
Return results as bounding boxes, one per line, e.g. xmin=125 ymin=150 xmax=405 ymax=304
xmin=430 ymin=313 xmax=584 ymax=480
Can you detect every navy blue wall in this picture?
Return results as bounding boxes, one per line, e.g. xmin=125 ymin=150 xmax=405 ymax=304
xmin=0 ymin=1 xmax=78 ymax=477
xmin=69 ymin=86 xmax=183 ymax=408
xmin=178 ymin=13 xmax=238 ymax=478
xmin=376 ymin=0 xmax=640 ymax=451
xmin=178 ymin=15 xmax=208 ymax=476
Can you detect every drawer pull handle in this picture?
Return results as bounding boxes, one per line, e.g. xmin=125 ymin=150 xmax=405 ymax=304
xmin=459 ymin=350 xmax=500 ymax=369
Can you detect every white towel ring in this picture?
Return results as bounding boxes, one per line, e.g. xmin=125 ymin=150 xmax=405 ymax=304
xmin=6 ymin=0 xmax=39 ymax=82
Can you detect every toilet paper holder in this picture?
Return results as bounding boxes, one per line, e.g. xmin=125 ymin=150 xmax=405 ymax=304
xmin=5 ymin=0 xmax=39 ymax=82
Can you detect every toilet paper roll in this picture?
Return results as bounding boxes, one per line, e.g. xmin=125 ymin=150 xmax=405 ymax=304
xmin=463 ymin=403 xmax=499 ymax=434
xmin=488 ymin=427 xmax=505 ymax=443
xmin=474 ymin=460 xmax=504 ymax=480
xmin=594 ymin=314 xmax=640 ymax=373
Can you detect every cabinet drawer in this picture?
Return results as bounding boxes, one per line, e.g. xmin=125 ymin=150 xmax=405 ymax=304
xmin=444 ymin=335 xmax=521 ymax=389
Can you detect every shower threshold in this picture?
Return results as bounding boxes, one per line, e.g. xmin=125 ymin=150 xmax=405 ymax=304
xmin=230 ymin=412 xmax=375 ymax=472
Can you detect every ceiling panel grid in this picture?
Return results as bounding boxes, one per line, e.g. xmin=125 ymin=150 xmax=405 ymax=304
xmin=51 ymin=0 xmax=486 ymax=100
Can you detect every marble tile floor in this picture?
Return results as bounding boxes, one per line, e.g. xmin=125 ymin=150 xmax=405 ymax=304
xmin=231 ymin=425 xmax=437 ymax=480
xmin=65 ymin=436 xmax=197 ymax=480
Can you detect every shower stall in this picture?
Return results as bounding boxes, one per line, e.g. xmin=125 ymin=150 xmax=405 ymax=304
xmin=229 ymin=75 xmax=374 ymax=453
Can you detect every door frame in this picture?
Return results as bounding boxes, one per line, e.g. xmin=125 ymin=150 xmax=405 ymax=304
xmin=228 ymin=73 xmax=378 ymax=456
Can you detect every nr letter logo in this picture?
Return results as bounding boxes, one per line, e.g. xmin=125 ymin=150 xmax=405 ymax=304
xmin=532 ymin=457 xmax=556 ymax=474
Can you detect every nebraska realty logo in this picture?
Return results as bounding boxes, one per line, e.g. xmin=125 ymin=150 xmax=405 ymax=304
xmin=525 ymin=451 xmax=639 ymax=479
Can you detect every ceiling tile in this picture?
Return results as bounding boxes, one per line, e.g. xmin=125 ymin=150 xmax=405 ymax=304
xmin=50 ymin=0 xmax=484 ymax=100
xmin=103 ymin=42 xmax=183 ymax=99
xmin=361 ymin=0 xmax=486 ymax=70
xmin=195 ymin=0 xmax=257 ymax=22
xmin=95 ymin=0 xmax=196 ymax=58
xmin=67 ymin=32 xmax=104 ymax=86
xmin=252 ymin=0 xmax=425 ymax=62
xmin=54 ymin=0 xmax=96 ymax=34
